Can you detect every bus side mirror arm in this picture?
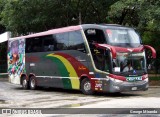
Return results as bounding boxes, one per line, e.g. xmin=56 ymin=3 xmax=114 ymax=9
xmin=108 ymin=46 xmax=116 ymax=59
xmin=144 ymin=45 xmax=156 ymax=59
xmin=94 ymin=43 xmax=117 ymax=59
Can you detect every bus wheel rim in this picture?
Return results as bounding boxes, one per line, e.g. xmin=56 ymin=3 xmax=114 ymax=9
xmin=23 ymin=79 xmax=27 ymax=87
xmin=31 ymin=79 xmax=35 ymax=88
xmin=84 ymin=81 xmax=91 ymax=91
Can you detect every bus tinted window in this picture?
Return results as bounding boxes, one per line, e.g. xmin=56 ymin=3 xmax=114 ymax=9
xmin=26 ymin=30 xmax=85 ymax=53
xmin=84 ymin=29 xmax=106 ymax=44
xmin=68 ymin=31 xmax=85 ymax=52
xmin=26 ymin=37 xmax=43 ymax=53
xmin=43 ymin=35 xmax=55 ymax=51
xmin=55 ymin=32 xmax=69 ymax=50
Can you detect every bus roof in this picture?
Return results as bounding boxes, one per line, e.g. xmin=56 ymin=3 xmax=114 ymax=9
xmin=9 ymin=25 xmax=81 ymax=40
xmin=81 ymin=24 xmax=133 ymax=30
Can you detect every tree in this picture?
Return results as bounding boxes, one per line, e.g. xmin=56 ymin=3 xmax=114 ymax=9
xmin=108 ymin=0 xmax=160 ymax=30
xmin=0 ymin=0 xmax=119 ymax=35
xmin=0 ymin=0 xmax=6 ymax=34
xmin=109 ymin=0 xmax=160 ymax=73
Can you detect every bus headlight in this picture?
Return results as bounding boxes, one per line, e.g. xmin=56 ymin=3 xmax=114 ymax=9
xmin=143 ymin=74 xmax=148 ymax=82
xmin=109 ymin=77 xmax=123 ymax=83
xmin=114 ymin=79 xmax=123 ymax=83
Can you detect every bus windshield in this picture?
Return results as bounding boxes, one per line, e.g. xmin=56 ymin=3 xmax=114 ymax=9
xmin=112 ymin=52 xmax=147 ymax=75
xmin=106 ymin=29 xmax=141 ymax=47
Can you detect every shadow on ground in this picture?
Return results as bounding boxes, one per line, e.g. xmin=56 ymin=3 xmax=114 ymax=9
xmin=14 ymin=85 xmax=142 ymax=98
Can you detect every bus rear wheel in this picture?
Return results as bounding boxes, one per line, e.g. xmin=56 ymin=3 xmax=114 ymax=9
xmin=29 ymin=76 xmax=36 ymax=90
xmin=81 ymin=78 xmax=94 ymax=95
xmin=21 ymin=76 xmax=28 ymax=89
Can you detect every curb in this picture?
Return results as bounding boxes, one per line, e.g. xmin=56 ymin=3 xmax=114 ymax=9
xmin=0 ymin=78 xmax=8 ymax=81
xmin=149 ymin=86 xmax=160 ymax=88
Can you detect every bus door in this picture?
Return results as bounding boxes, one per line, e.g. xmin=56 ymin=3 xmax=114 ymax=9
xmin=84 ymin=29 xmax=111 ymax=73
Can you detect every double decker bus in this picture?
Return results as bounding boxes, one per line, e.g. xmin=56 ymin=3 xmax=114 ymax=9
xmin=8 ymin=24 xmax=156 ymax=95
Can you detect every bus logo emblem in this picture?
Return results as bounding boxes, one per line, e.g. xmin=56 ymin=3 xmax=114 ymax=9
xmin=133 ymin=70 xmax=136 ymax=74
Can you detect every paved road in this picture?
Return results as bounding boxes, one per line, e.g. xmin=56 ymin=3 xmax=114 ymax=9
xmin=0 ymin=79 xmax=160 ymax=117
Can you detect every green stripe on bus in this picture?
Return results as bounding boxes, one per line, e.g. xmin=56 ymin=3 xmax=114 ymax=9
xmin=46 ymin=56 xmax=72 ymax=89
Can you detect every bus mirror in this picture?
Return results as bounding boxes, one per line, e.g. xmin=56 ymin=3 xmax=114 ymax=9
xmin=144 ymin=45 xmax=156 ymax=59
xmin=105 ymin=49 xmax=110 ymax=55
xmin=94 ymin=43 xmax=117 ymax=59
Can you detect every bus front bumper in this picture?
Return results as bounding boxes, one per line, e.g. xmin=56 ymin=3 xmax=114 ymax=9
xmin=93 ymin=77 xmax=149 ymax=93
xmin=107 ymin=79 xmax=149 ymax=93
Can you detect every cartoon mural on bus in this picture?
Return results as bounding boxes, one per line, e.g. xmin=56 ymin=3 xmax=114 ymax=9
xmin=8 ymin=39 xmax=25 ymax=84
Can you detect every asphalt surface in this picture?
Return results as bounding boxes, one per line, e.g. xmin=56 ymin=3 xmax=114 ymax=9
xmin=0 ymin=78 xmax=160 ymax=117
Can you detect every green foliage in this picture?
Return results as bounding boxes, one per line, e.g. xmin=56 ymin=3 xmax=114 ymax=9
xmin=0 ymin=0 xmax=118 ymax=35
xmin=109 ymin=0 xmax=160 ymax=73
xmin=0 ymin=0 xmax=6 ymax=33
xmin=150 ymin=76 xmax=160 ymax=81
xmin=109 ymin=0 xmax=160 ymax=31
xmin=0 ymin=0 xmax=159 ymax=72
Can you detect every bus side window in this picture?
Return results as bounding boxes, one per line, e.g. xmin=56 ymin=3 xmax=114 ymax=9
xmin=84 ymin=29 xmax=106 ymax=44
xmin=26 ymin=37 xmax=43 ymax=53
xmin=84 ymin=29 xmax=106 ymax=55
xmin=43 ymin=35 xmax=55 ymax=52
xmin=55 ymin=33 xmax=69 ymax=50
xmin=26 ymin=41 xmax=32 ymax=53
xmin=26 ymin=38 xmax=33 ymax=53
xmin=68 ymin=31 xmax=86 ymax=53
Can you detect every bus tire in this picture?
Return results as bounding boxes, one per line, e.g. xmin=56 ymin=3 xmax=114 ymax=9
xmin=29 ymin=76 xmax=36 ymax=90
xmin=21 ymin=76 xmax=29 ymax=89
xmin=81 ymin=78 xmax=94 ymax=95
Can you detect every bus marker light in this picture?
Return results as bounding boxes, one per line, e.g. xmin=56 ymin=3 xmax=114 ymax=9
xmin=30 ymin=63 xmax=35 ymax=66
xmin=89 ymin=72 xmax=94 ymax=75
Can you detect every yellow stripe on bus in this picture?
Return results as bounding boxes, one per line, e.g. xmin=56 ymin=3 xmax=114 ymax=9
xmin=47 ymin=54 xmax=80 ymax=89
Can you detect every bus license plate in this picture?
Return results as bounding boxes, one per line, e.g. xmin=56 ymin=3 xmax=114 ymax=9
xmin=132 ymin=87 xmax=137 ymax=90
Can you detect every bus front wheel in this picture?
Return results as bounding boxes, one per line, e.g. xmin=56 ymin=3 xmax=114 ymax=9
xmin=29 ymin=76 xmax=37 ymax=90
xmin=81 ymin=78 xmax=94 ymax=95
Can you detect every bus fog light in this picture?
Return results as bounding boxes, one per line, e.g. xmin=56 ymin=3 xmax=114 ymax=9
xmin=146 ymin=84 xmax=149 ymax=88
xmin=113 ymin=86 xmax=120 ymax=90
